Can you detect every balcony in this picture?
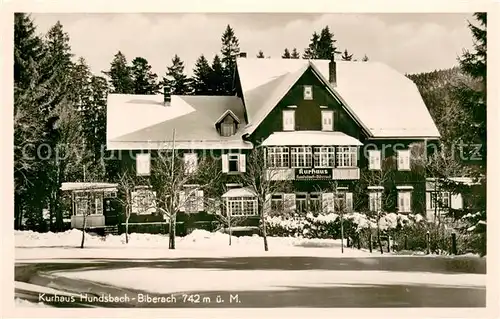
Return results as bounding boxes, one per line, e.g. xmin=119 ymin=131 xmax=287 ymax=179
xmin=266 ymin=167 xmax=360 ymax=181
xmin=71 ymin=215 xmax=105 ymax=229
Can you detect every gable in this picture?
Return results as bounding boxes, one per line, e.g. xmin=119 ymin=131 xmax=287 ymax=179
xmin=235 ymin=57 xmax=441 ymax=139
xmin=249 ymin=67 xmax=369 ymax=143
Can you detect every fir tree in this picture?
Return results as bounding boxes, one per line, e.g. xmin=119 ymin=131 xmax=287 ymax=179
xmin=103 ymin=51 xmax=134 ymax=94
xmin=282 ymin=48 xmax=291 ymax=59
xmin=210 ymin=54 xmax=226 ymax=95
xmin=14 ymin=13 xmax=44 ymax=88
xmin=130 ymin=57 xmax=160 ymax=95
xmin=304 ymin=26 xmax=340 ymax=59
xmin=291 ymin=48 xmax=300 ymax=59
xmin=220 ymin=25 xmax=240 ymax=95
xmin=257 ymin=50 xmax=265 ymax=58
xmin=192 ymin=54 xmax=213 ymax=95
xmin=341 ymin=49 xmax=353 ymax=61
xmin=163 ymin=54 xmax=191 ymax=95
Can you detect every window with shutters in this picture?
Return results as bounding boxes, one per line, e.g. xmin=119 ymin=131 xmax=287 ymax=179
xmin=183 ymin=185 xmax=202 ymax=213
xmin=397 ymin=150 xmax=411 ymax=170
xmin=321 ymin=110 xmax=334 ymax=131
xmin=368 ymin=150 xmax=381 ymax=170
xmin=369 ymin=191 xmax=382 ymax=212
xmin=267 ymin=147 xmax=290 ymax=168
xmin=132 ymin=186 xmax=157 ymax=215
xmin=334 ymin=192 xmax=347 ymax=211
xmin=283 ymin=110 xmax=295 ymax=131
xmin=291 ymin=147 xmax=312 ymax=168
xmin=228 ymin=154 xmax=239 ymax=172
xmin=226 ymin=197 xmax=258 ymax=216
xmin=398 ymin=191 xmax=411 ymax=213
xmin=336 ymin=147 xmax=357 ymax=167
xmin=313 ymin=147 xmax=335 ymax=168
xmin=183 ymin=153 xmax=198 ymax=174
xmin=303 ymin=85 xmax=313 ymax=100
xmin=136 ymin=153 xmax=151 ymax=176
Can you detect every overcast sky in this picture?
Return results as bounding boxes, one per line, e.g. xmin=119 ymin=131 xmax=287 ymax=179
xmin=29 ymin=13 xmax=475 ymax=77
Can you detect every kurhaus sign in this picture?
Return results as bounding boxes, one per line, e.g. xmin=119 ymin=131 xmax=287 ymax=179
xmin=295 ymin=168 xmax=332 ymax=180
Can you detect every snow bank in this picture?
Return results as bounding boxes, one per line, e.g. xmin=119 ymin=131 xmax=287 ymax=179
xmin=15 ymin=228 xmax=347 ymax=251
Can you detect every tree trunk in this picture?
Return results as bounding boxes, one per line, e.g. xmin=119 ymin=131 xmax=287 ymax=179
xmin=14 ymin=196 xmax=23 ymax=230
xmin=169 ymin=214 xmax=176 ymax=250
xmin=80 ymin=214 xmax=87 ymax=249
xmin=228 ymin=212 xmax=232 ymax=246
xmin=340 ymin=212 xmax=344 ymax=254
xmin=262 ymin=210 xmax=269 ymax=252
xmin=125 ymin=215 xmax=130 ymax=244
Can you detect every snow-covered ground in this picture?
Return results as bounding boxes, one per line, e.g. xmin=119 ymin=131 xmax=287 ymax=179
xmin=15 ymin=229 xmax=378 ymax=261
xmin=53 ymin=267 xmax=485 ymax=295
xmin=14 ymin=298 xmax=51 ymax=308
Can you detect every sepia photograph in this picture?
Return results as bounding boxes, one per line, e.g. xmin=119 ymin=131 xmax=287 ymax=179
xmin=4 ymin=3 xmax=497 ymax=317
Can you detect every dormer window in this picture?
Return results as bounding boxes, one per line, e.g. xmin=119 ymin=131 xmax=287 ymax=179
xmin=215 ymin=109 xmax=241 ymax=137
xmin=221 ymin=123 xmax=236 ymax=136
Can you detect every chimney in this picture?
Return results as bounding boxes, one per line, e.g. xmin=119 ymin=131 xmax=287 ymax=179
xmin=163 ymin=86 xmax=171 ymax=106
xmin=329 ymin=55 xmax=337 ymax=87
xmin=239 ymin=52 xmax=247 ymax=58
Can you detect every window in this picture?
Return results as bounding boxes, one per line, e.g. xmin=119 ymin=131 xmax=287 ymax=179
xmin=321 ymin=110 xmax=334 ymax=131
xmin=313 ymin=147 xmax=335 ymax=168
xmin=95 ymin=196 xmax=103 ymax=215
xmin=267 ymin=147 xmax=290 ymax=168
xmin=271 ymin=194 xmax=284 ymax=212
xmin=221 ymin=123 xmax=236 ymax=136
xmin=368 ymin=150 xmax=381 ymax=170
xmin=295 ymin=194 xmax=308 ymax=213
xmin=397 ymin=150 xmax=411 ymax=170
xmin=183 ymin=185 xmax=203 ymax=213
xmin=222 ymin=154 xmax=246 ymax=173
xmin=303 ymin=85 xmax=313 ymax=100
xmin=283 ymin=110 xmax=295 ymax=131
xmin=309 ymin=193 xmax=321 ymax=213
xmin=183 ymin=153 xmax=198 ymax=174
xmin=75 ymin=195 xmax=89 ymax=216
xmin=398 ymin=191 xmax=411 ymax=213
xmin=334 ymin=192 xmax=346 ymax=211
xmin=228 ymin=154 xmax=239 ymax=172
xmin=429 ymin=192 xmax=450 ymax=209
xmin=336 ymin=147 xmax=357 ymax=167
xmin=132 ymin=187 xmax=157 ymax=215
xmin=291 ymin=147 xmax=312 ymax=168
xmin=136 ymin=153 xmax=151 ymax=176
xmin=369 ymin=191 xmax=382 ymax=212
xmin=226 ymin=197 xmax=258 ymax=216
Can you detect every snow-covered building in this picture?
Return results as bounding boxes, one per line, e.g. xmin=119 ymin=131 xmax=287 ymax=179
xmin=105 ymin=55 xmax=442 ymax=233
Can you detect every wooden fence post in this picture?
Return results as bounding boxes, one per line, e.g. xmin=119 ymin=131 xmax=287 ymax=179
xmin=451 ymin=233 xmax=457 ymax=255
xmin=369 ymin=233 xmax=373 ymax=253
xmin=426 ymin=231 xmax=430 ymax=255
xmin=387 ymin=235 xmax=391 ymax=253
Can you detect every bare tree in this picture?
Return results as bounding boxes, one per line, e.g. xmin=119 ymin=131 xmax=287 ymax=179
xmin=150 ymin=137 xmax=223 ymax=249
xmin=116 ymin=170 xmax=151 ymax=244
xmin=240 ymin=146 xmax=292 ymax=251
xmin=361 ymin=158 xmax=395 ymax=254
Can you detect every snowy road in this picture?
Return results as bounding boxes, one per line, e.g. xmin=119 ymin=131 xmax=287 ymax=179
xmin=15 ymin=254 xmax=486 ymax=307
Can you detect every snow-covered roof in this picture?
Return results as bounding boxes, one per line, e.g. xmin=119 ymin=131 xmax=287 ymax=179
xmin=60 ymin=182 xmax=118 ymax=192
xmin=221 ymin=187 xmax=257 ymax=198
xmin=236 ymin=58 xmax=440 ymax=138
xmin=426 ymin=177 xmax=480 ymax=186
xmin=107 ymin=94 xmax=252 ymax=150
xmin=261 ymin=131 xmax=363 ymax=146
